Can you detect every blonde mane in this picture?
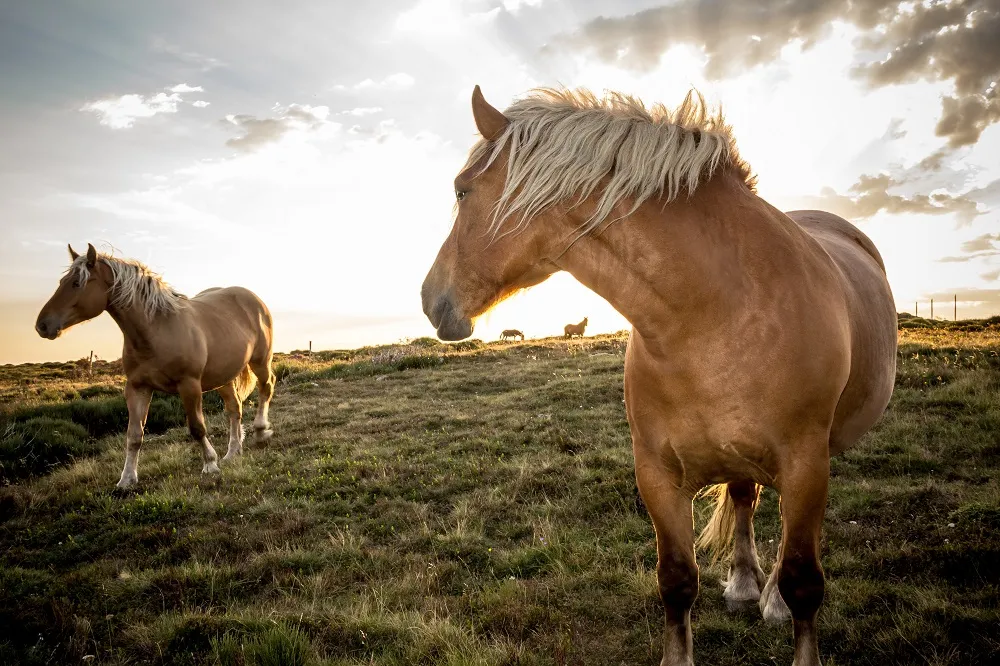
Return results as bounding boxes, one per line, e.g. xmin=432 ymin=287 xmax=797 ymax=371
xmin=465 ymin=88 xmax=755 ymax=239
xmin=69 ymin=253 xmax=186 ymax=319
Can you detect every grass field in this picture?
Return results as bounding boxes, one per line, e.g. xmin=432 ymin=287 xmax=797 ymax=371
xmin=1 ymin=318 xmax=998 ymax=665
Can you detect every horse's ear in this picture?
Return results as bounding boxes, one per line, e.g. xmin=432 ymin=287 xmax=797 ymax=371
xmin=472 ymin=85 xmax=508 ymax=142
xmin=68 ymin=244 xmax=79 ymax=261
xmin=86 ymin=243 xmax=97 ymax=268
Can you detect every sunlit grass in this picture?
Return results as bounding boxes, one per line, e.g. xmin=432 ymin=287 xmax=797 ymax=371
xmin=0 ymin=325 xmax=997 ymax=664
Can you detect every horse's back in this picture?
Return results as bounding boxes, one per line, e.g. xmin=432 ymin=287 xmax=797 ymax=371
xmin=788 ymin=210 xmax=897 ymax=453
xmin=190 ymin=286 xmax=274 ymax=361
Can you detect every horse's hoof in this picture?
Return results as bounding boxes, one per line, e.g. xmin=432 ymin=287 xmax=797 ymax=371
xmin=760 ymin=582 xmax=791 ymax=623
xmin=116 ymin=476 xmax=137 ymax=489
xmin=222 ymin=450 xmax=242 ymax=462
xmin=202 ymin=462 xmax=221 ymax=475
xmin=255 ymin=428 xmax=273 ymax=444
xmin=723 ymin=564 xmax=765 ymax=611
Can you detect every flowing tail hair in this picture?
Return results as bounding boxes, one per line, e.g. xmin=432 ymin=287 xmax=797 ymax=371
xmin=695 ymin=482 xmax=759 ymax=564
xmin=233 ymin=365 xmax=258 ymax=403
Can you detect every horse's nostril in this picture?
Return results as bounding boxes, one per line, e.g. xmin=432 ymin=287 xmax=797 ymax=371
xmin=430 ymin=298 xmax=451 ymax=327
xmin=36 ymin=321 xmax=47 ymax=336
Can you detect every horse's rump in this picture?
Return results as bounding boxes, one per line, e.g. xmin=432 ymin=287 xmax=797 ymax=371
xmin=788 ymin=209 xmax=896 ymax=452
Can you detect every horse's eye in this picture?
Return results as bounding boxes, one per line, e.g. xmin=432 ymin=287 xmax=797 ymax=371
xmin=456 ymin=190 xmax=466 ymax=202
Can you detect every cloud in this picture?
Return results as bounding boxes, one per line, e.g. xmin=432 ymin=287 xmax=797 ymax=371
xmin=341 ymin=107 xmax=383 ymax=116
xmin=925 ymin=287 xmax=1000 ymax=312
xmin=939 ymin=251 xmax=1000 ymax=262
xmin=789 ymin=171 xmax=986 ymax=223
xmin=169 ymin=83 xmax=204 ymax=93
xmin=81 ymin=84 xmax=209 ymax=128
xmin=961 ymin=233 xmax=1000 ymax=253
xmin=192 ymin=100 xmax=210 ymax=108
xmin=223 ymin=104 xmax=334 ymax=152
xmin=982 ymin=269 xmax=1000 ymax=281
xmin=502 ymin=0 xmax=543 ymax=13
xmin=81 ymin=92 xmax=182 ymax=129
xmin=557 ymin=1 xmax=1000 ymax=148
xmin=555 ymin=1 xmax=899 ymax=78
xmin=151 ymin=38 xmax=225 ymax=71
xmin=334 ymin=73 xmax=416 ymax=92
xmin=882 ymin=117 xmax=907 ymax=140
xmin=935 ymin=93 xmax=1000 ymax=147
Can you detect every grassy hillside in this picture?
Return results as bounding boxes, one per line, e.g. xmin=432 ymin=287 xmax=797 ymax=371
xmin=0 ymin=323 xmax=998 ymax=665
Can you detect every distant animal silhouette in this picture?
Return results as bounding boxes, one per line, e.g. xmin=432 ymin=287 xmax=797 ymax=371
xmin=500 ymin=329 xmax=524 ymax=341
xmin=36 ymin=243 xmax=276 ymax=489
xmin=563 ymin=317 xmax=588 ymax=338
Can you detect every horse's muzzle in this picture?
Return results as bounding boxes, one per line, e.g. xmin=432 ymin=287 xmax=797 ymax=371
xmin=35 ymin=317 xmax=62 ymax=340
xmin=422 ymin=288 xmax=473 ymax=341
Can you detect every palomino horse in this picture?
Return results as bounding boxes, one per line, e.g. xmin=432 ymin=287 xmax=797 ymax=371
xmin=500 ymin=329 xmax=525 ymax=341
xmin=563 ymin=317 xmax=588 ymax=338
xmin=422 ymin=87 xmax=896 ymax=666
xmin=36 ymin=244 xmax=276 ymax=488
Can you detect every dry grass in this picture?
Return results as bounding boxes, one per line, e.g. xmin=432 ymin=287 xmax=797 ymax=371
xmin=0 ymin=324 xmax=997 ymax=665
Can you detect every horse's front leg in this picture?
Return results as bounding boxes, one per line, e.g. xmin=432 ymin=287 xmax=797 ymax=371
xmin=117 ymin=382 xmax=152 ymax=488
xmin=178 ymin=378 xmax=220 ymax=475
xmin=635 ymin=446 xmax=698 ymax=666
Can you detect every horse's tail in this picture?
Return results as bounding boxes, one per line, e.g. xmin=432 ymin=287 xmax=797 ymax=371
xmin=696 ymin=483 xmax=736 ymax=564
xmin=233 ymin=364 xmax=258 ymax=403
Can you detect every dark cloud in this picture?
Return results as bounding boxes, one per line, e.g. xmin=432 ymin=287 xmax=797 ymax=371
xmin=926 ymin=287 xmax=1000 ymax=311
xmin=789 ymin=171 xmax=984 ymax=222
xmin=224 ymin=104 xmax=331 ymax=152
xmin=558 ymin=1 xmax=1000 ymax=149
xmin=935 ymin=93 xmax=1000 ymax=147
xmin=961 ymin=232 xmax=1000 ymax=252
xmin=556 ymin=0 xmax=899 ymax=79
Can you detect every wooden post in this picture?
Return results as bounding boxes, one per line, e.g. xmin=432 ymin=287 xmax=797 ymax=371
xmin=954 ymin=294 xmax=957 ymax=321
xmin=88 ymin=350 xmax=94 ymax=377
xmin=309 ymin=340 xmax=312 ymax=354
xmin=931 ymin=298 xmax=934 ymax=320
xmin=915 ymin=302 xmax=918 ymax=317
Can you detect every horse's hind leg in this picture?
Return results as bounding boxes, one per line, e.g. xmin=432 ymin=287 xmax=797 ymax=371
xmin=775 ymin=451 xmax=830 ymax=666
xmin=178 ymin=378 xmax=220 ymax=475
xmin=250 ymin=355 xmax=275 ymax=445
xmin=218 ymin=383 xmax=244 ymax=462
xmin=724 ymin=481 xmax=767 ymax=609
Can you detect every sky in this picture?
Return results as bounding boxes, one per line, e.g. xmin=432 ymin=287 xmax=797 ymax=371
xmin=1 ymin=0 xmax=998 ymax=364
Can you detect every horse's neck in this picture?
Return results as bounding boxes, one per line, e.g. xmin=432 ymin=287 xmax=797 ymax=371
xmin=555 ymin=175 xmax=749 ymax=341
xmin=107 ymin=302 xmax=157 ymax=356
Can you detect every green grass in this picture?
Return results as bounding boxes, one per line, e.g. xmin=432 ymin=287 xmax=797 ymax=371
xmin=0 ymin=329 xmax=998 ymax=665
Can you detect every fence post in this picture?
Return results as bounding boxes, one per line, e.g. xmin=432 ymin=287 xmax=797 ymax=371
xmin=915 ymin=301 xmax=918 ymax=317
xmin=88 ymin=350 xmax=94 ymax=377
xmin=309 ymin=340 xmax=312 ymax=354
xmin=931 ymin=298 xmax=934 ymax=319
xmin=954 ymin=294 xmax=957 ymax=321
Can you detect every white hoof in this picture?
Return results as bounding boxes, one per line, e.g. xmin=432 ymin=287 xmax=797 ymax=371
xmin=255 ymin=428 xmax=273 ymax=444
xmin=724 ymin=566 xmax=764 ymax=609
xmin=202 ymin=461 xmax=221 ymax=475
xmin=116 ymin=474 xmax=137 ymax=489
xmin=760 ymin=580 xmax=791 ymax=623
xmin=222 ymin=449 xmax=242 ymax=462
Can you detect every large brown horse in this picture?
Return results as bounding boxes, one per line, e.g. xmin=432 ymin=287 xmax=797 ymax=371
xmin=36 ymin=244 xmax=276 ymax=488
xmin=422 ymin=87 xmax=897 ymax=665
